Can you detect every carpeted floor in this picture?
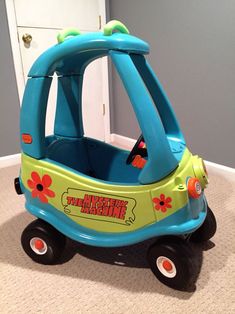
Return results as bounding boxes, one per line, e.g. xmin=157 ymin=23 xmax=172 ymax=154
xmin=0 ymin=163 xmax=235 ymax=313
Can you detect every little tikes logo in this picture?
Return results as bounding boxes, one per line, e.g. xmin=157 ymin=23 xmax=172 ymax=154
xmin=62 ymin=189 xmax=136 ymax=226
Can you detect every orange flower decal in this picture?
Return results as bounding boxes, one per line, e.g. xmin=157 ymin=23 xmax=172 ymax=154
xmin=27 ymin=171 xmax=55 ymax=203
xmin=153 ymin=194 xmax=172 ymax=213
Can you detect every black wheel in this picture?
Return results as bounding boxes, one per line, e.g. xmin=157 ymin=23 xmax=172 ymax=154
xmin=21 ymin=219 xmax=66 ymax=265
xmin=190 ymin=207 xmax=217 ymax=242
xmin=147 ymin=237 xmax=199 ymax=290
xmin=14 ymin=177 xmax=23 ymax=195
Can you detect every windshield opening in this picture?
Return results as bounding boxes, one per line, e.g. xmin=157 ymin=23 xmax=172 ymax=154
xmin=110 ymin=50 xmax=179 ymax=184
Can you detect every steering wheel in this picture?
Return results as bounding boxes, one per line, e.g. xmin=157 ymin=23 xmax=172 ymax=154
xmin=126 ymin=134 xmax=147 ymax=165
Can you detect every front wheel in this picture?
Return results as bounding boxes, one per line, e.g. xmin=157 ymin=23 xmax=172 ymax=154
xmin=21 ymin=219 xmax=66 ymax=264
xmin=190 ymin=207 xmax=217 ymax=242
xmin=147 ymin=238 xmax=199 ymax=290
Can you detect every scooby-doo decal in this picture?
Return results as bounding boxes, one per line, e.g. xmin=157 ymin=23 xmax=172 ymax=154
xmin=61 ymin=188 xmax=137 ymax=226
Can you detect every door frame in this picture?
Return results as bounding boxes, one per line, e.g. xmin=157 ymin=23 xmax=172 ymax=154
xmin=5 ymin=0 xmax=111 ymax=143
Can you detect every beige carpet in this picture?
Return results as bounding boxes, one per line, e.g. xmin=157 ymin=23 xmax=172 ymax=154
xmin=0 ymin=163 xmax=235 ymax=314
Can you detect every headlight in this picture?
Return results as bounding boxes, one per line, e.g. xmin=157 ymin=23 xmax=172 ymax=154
xmin=192 ymin=156 xmax=209 ymax=189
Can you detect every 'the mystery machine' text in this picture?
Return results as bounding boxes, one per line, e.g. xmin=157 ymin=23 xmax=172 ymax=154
xmin=66 ymin=194 xmax=128 ymax=220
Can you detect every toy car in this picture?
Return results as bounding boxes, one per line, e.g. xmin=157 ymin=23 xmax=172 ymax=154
xmin=15 ymin=20 xmax=216 ymax=290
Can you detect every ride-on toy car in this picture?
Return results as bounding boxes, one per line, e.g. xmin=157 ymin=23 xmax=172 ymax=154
xmin=15 ymin=20 xmax=216 ymax=290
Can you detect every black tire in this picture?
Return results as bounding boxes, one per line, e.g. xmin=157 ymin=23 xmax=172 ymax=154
xmin=21 ymin=219 xmax=66 ymax=265
xmin=190 ymin=207 xmax=217 ymax=242
xmin=147 ymin=237 xmax=199 ymax=290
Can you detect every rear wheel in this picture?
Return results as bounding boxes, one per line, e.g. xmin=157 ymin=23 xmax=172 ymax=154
xmin=21 ymin=219 xmax=66 ymax=264
xmin=190 ymin=207 xmax=217 ymax=242
xmin=147 ymin=238 xmax=199 ymax=290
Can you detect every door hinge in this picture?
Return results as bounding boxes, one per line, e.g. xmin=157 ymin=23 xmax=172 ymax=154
xmin=102 ymin=103 xmax=105 ymax=115
xmin=98 ymin=15 xmax=102 ymax=30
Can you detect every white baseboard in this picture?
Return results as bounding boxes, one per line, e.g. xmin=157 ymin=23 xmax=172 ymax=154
xmin=110 ymin=133 xmax=235 ymax=174
xmin=110 ymin=133 xmax=135 ymax=149
xmin=0 ymin=153 xmax=21 ymax=169
xmin=204 ymin=160 xmax=235 ymax=173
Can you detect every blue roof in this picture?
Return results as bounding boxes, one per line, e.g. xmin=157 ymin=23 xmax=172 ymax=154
xmin=29 ymin=32 xmax=149 ymax=77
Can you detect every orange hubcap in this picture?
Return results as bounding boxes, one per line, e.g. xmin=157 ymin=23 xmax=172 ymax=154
xmin=162 ymin=260 xmax=173 ymax=272
xmin=34 ymin=239 xmax=44 ymax=250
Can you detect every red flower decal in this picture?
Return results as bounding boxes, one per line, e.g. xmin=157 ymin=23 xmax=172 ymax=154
xmin=27 ymin=172 xmax=55 ymax=203
xmin=153 ymin=194 xmax=172 ymax=213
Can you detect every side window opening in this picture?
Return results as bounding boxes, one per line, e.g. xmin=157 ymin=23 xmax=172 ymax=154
xmin=46 ymin=55 xmax=144 ymax=185
xmin=45 ymin=74 xmax=57 ymax=138
xmin=82 ymin=57 xmax=105 ymax=141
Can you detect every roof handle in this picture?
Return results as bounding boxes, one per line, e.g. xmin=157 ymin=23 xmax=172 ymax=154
xmin=57 ymin=28 xmax=81 ymax=43
xmin=103 ymin=20 xmax=129 ymax=36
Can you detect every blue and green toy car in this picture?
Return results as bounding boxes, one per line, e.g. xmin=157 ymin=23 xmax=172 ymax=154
xmin=15 ymin=20 xmax=216 ymax=291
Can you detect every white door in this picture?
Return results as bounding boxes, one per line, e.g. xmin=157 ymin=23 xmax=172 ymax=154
xmin=13 ymin=0 xmax=107 ymax=140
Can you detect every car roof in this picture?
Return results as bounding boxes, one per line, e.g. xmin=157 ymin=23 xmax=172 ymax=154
xmin=28 ymin=32 xmax=149 ymax=77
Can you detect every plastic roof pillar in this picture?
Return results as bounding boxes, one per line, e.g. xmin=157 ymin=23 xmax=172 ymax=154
xmin=110 ymin=50 xmax=178 ymax=184
xmin=54 ymin=75 xmax=84 ymax=138
xmin=20 ymin=77 xmax=52 ymax=158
